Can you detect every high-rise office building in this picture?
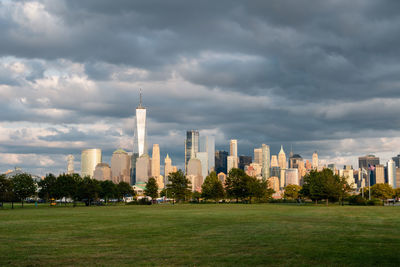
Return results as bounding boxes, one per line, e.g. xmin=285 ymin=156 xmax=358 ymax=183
xmin=254 ymin=148 xmax=262 ymax=165
xmin=270 ymin=155 xmax=278 ymax=168
xmin=111 ymin=149 xmax=131 ymax=184
xmin=339 ymin=165 xmax=355 ymax=189
xmin=230 ymin=139 xmax=238 ymax=157
xmin=196 ymin=151 xmax=209 ymax=179
xmin=215 ymin=150 xmax=228 ymax=174
xmin=312 ymin=151 xmax=319 ymax=169
xmin=200 ymin=136 xmax=215 ymax=173
xmin=278 ymin=146 xmax=286 ymax=170
xmin=227 ymin=156 xmax=237 ymax=173
xmin=387 ymin=159 xmax=396 ymax=188
xmin=185 ymin=130 xmax=199 ymax=173
xmin=261 ymin=144 xmax=270 ymax=180
xmin=229 ymin=139 xmax=238 ymax=169
xmin=67 ymin=154 xmax=74 ymax=174
xmin=130 ymin=153 xmax=139 ymax=185
xmin=392 ymin=154 xmax=400 ymax=168
xmin=136 ymin=154 xmax=151 ymax=183
xmin=81 ymin=149 xmax=102 ymax=178
xmin=217 ymin=172 xmax=226 ymax=184
xmin=358 ymin=155 xmax=380 ymax=170
xmin=93 ymin=163 xmax=111 ymax=181
xmin=187 ymin=158 xmax=203 ymax=192
xmin=239 ymin=155 xmax=252 ymax=170
xmin=164 ymin=154 xmax=173 ymax=183
xmin=373 ymin=164 xmax=385 ymax=185
xmin=151 ymin=144 xmax=160 ymax=177
xmin=134 ymin=90 xmax=147 ymax=157
xmin=285 ymin=168 xmax=299 ymax=186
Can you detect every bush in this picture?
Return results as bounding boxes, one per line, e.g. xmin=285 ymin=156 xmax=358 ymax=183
xmin=348 ymin=195 xmax=367 ymax=206
xmin=367 ymin=199 xmax=383 ymax=206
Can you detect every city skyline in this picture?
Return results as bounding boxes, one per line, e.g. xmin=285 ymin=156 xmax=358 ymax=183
xmin=1 ymin=1 xmax=400 ymax=175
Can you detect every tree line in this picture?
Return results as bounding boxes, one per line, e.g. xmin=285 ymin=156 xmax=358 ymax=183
xmin=0 ymin=173 xmax=134 ymax=208
xmin=282 ymin=169 xmax=400 ymax=205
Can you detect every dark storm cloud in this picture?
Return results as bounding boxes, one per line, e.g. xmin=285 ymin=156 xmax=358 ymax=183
xmin=1 ymin=0 xmax=400 ymax=173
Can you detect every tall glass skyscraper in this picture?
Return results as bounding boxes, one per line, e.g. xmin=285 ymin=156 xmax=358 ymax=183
xmin=185 ymin=130 xmax=199 ymax=173
xmin=134 ymin=90 xmax=147 ymax=157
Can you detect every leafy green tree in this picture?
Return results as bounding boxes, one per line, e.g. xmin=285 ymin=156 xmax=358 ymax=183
xmin=160 ymin=188 xmax=173 ymax=198
xmin=99 ymin=180 xmax=117 ymax=204
xmin=301 ymin=169 xmax=349 ymax=205
xmin=284 ymin=184 xmax=302 ymax=200
xmin=0 ymin=174 xmax=12 ymax=207
xmin=12 ymin=173 xmax=36 ymax=208
xmin=201 ymin=171 xmax=225 ymax=203
xmin=55 ymin=173 xmax=81 ymax=205
xmin=38 ymin=173 xmax=57 ymax=202
xmin=394 ymin=188 xmax=400 ymax=199
xmin=192 ymin=191 xmax=202 ymax=202
xmin=369 ymin=183 xmax=394 ymax=202
xmin=248 ymin=177 xmax=274 ymax=203
xmin=225 ymin=168 xmax=250 ymax=202
xmin=116 ymin=181 xmax=134 ymax=202
xmin=77 ymin=176 xmax=101 ymax=205
xmin=166 ymin=170 xmax=191 ymax=203
xmin=145 ymin=177 xmax=159 ymax=199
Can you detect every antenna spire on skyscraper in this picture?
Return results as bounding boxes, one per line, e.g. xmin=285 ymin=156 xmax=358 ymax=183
xmin=138 ymin=88 xmax=143 ymax=108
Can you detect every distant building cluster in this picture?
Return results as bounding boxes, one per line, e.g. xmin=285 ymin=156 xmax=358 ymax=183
xmin=59 ymin=92 xmax=398 ymax=196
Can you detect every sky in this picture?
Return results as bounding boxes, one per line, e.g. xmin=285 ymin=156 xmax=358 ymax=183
xmin=1 ymin=0 xmax=400 ymax=176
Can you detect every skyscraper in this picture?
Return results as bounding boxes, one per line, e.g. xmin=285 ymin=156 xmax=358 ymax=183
xmin=215 ymin=150 xmax=228 ymax=174
xmin=239 ymin=155 xmax=252 ymax=170
xmin=261 ymin=144 xmax=270 ymax=180
xmin=136 ymin=154 xmax=151 ymax=183
xmin=134 ymin=90 xmax=147 ymax=157
xmin=285 ymin=168 xmax=299 ymax=186
xmin=67 ymin=154 xmax=74 ymax=174
xmin=387 ymin=159 xmax=396 ymax=188
xmin=200 ymin=135 xmax=215 ymax=172
xmin=278 ymin=146 xmax=286 ymax=170
xmin=358 ymin=155 xmax=379 ymax=170
xmin=270 ymin=155 xmax=278 ymax=168
xmin=164 ymin=154 xmax=173 ymax=185
xmin=185 ymin=130 xmax=199 ymax=173
xmin=254 ymin=148 xmax=262 ymax=165
xmin=187 ymin=158 xmax=203 ymax=192
xmin=81 ymin=149 xmax=102 ymax=178
xmin=373 ymin=164 xmax=385 ymax=185
xmin=227 ymin=156 xmax=237 ymax=173
xmin=229 ymin=139 xmax=238 ymax=169
xmin=151 ymin=144 xmax=160 ymax=178
xmin=196 ymin=151 xmax=209 ymax=179
xmin=312 ymin=151 xmax=319 ymax=169
xmin=93 ymin=163 xmax=111 ymax=181
xmin=111 ymin=149 xmax=131 ymax=184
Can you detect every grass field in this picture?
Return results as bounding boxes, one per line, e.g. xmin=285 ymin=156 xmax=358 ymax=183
xmin=0 ymin=204 xmax=399 ymax=266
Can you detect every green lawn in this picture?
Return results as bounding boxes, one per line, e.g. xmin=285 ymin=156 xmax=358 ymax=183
xmin=0 ymin=204 xmax=399 ymax=266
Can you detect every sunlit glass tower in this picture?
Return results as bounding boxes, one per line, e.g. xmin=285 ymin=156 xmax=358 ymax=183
xmin=134 ymin=89 xmax=148 ymax=158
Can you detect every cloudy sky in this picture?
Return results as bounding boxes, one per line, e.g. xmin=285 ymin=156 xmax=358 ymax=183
xmin=1 ymin=0 xmax=400 ymax=175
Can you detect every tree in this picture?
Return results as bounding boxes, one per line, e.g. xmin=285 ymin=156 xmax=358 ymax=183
xmin=12 ymin=173 xmax=36 ymax=208
xmin=301 ymin=169 xmax=348 ymax=205
xmin=166 ymin=170 xmax=191 ymax=203
xmin=78 ymin=176 xmax=101 ymax=206
xmin=394 ymin=188 xmax=400 ymax=199
xmin=201 ymin=171 xmax=225 ymax=203
xmin=55 ymin=173 xmax=81 ymax=205
xmin=225 ymin=168 xmax=250 ymax=202
xmin=99 ymin=180 xmax=117 ymax=204
xmin=369 ymin=183 xmax=394 ymax=202
xmin=0 ymin=174 xmax=12 ymax=207
xmin=248 ymin=177 xmax=274 ymax=203
xmin=284 ymin=184 xmax=302 ymax=200
xmin=145 ymin=177 xmax=159 ymax=200
xmin=192 ymin=191 xmax=202 ymax=203
xmin=38 ymin=173 xmax=57 ymax=202
xmin=116 ymin=181 xmax=134 ymax=202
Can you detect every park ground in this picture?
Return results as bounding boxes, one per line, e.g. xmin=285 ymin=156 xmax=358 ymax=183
xmin=0 ymin=204 xmax=399 ymax=266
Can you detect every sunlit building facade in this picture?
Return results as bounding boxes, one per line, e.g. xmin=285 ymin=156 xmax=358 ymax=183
xmin=81 ymin=149 xmax=102 ymax=178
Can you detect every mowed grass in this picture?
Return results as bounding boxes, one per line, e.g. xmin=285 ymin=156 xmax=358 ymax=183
xmin=0 ymin=204 xmax=399 ymax=266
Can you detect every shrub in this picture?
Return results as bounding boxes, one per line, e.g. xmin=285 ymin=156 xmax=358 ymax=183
xmin=366 ymin=199 xmax=382 ymax=206
xmin=348 ymin=195 xmax=367 ymax=206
